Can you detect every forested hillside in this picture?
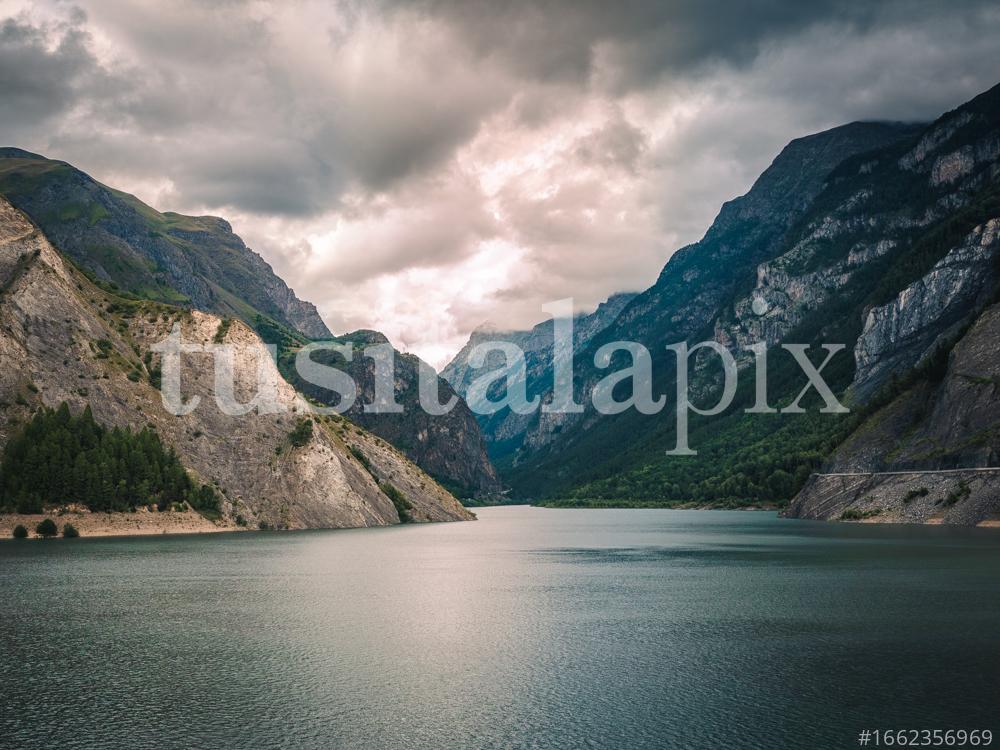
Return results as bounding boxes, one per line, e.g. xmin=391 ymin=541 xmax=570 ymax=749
xmin=0 ymin=403 xmax=219 ymax=515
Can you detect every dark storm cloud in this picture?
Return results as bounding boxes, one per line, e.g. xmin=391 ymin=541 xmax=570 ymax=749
xmin=0 ymin=12 xmax=108 ymax=139
xmin=381 ymin=0 xmax=998 ymax=91
xmin=1 ymin=0 xmax=999 ymax=364
xmin=5 ymin=0 xmax=998 ymax=219
xmin=574 ymin=110 xmax=649 ymax=173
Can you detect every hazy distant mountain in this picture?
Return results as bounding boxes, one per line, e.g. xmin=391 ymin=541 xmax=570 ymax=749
xmin=443 ymin=291 xmax=636 ymax=420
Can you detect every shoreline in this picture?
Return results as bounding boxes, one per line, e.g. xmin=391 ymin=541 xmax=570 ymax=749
xmin=499 ymin=504 xmax=1000 ymax=528
xmin=0 ymin=510 xmax=238 ymax=540
xmin=532 ymin=501 xmax=784 ymax=511
xmin=6 ymin=505 xmax=998 ymax=540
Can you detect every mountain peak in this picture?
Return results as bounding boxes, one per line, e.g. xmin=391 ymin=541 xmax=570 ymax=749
xmin=343 ymin=329 xmax=390 ymax=345
xmin=0 ymin=150 xmax=332 ymax=340
xmin=0 ymin=147 xmax=48 ymax=160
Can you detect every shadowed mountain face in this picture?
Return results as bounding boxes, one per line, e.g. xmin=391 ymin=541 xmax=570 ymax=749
xmin=279 ymin=328 xmax=502 ymax=499
xmin=464 ymin=83 xmax=1000 ymax=519
xmin=0 ymin=148 xmax=331 ymax=339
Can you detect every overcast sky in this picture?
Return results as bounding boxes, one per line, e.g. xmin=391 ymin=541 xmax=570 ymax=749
xmin=2 ymin=1 xmax=999 ymax=367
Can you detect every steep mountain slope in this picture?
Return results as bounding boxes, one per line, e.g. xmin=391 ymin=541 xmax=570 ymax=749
xmin=785 ymin=299 xmax=1000 ymax=524
xmin=0 ymin=148 xmax=331 ymax=339
xmin=502 ymin=82 xmax=1000 ymax=521
xmin=0 ymin=196 xmax=472 ymax=528
xmin=497 ymin=120 xmax=925 ymax=495
xmin=284 ymin=328 xmax=501 ymax=498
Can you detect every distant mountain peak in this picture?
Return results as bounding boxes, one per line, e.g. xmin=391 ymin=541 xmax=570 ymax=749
xmin=343 ymin=329 xmax=390 ymax=345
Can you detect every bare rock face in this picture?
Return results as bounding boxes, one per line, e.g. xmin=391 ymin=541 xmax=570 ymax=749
xmin=0 ymin=197 xmax=470 ymax=529
xmin=290 ymin=330 xmax=501 ymax=499
xmin=339 ymin=427 xmax=474 ymax=522
xmin=853 ymin=219 xmax=1000 ymax=399
xmin=784 ymin=471 xmax=999 ymax=525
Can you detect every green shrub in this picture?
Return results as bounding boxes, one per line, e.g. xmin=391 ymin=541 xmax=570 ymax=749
xmin=288 ymin=419 xmax=313 ymax=447
xmin=35 ymin=518 xmax=58 ymax=538
xmin=942 ymin=480 xmax=972 ymax=507
xmin=62 ymin=523 xmax=80 ymax=538
xmin=186 ymin=484 xmax=220 ymax=517
xmin=903 ymin=487 xmax=929 ymax=503
xmin=213 ymin=318 xmax=232 ymax=343
xmin=12 ymin=524 xmax=28 ymax=539
xmin=349 ymin=446 xmax=373 ymax=474
xmin=148 ymin=363 xmax=162 ymax=390
xmin=380 ymin=481 xmax=413 ymax=522
xmin=840 ymin=507 xmax=881 ymax=521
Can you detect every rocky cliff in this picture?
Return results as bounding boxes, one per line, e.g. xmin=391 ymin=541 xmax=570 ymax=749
xmin=0 ymin=196 xmax=472 ymax=528
xmin=852 ymin=219 xmax=999 ymax=399
xmin=290 ymin=329 xmax=502 ymax=498
xmin=784 ymin=301 xmax=1000 ymax=524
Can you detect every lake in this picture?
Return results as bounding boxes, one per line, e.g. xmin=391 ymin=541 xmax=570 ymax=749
xmin=1 ymin=507 xmax=999 ymax=749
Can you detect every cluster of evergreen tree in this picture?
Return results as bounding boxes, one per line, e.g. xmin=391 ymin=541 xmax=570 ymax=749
xmin=0 ymin=403 xmax=219 ymax=516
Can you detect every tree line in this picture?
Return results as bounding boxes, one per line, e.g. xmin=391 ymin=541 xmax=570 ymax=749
xmin=0 ymin=402 xmax=219 ymax=516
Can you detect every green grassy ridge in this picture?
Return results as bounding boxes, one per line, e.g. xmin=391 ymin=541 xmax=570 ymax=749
xmin=0 ymin=152 xmax=326 ymax=339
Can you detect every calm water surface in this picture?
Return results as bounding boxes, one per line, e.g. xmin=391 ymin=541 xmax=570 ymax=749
xmin=2 ymin=507 xmax=999 ymax=750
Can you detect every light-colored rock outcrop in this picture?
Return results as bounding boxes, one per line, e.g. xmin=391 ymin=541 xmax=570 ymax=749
xmin=853 ymin=219 xmax=1000 ymax=399
xmin=784 ymin=470 xmax=1000 ymax=526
